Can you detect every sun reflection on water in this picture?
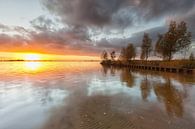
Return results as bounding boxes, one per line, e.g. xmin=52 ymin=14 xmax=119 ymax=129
xmin=24 ymin=62 xmax=42 ymax=71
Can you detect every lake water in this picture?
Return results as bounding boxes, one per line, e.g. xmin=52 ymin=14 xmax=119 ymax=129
xmin=0 ymin=62 xmax=195 ymax=129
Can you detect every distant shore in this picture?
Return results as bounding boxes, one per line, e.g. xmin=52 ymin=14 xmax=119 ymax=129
xmin=0 ymin=60 xmax=100 ymax=62
xmin=101 ymin=60 xmax=195 ymax=74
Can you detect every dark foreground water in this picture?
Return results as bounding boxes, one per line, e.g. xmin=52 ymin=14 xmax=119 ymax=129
xmin=0 ymin=62 xmax=195 ymax=129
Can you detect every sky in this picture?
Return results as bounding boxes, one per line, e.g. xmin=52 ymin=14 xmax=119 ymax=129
xmin=0 ymin=0 xmax=195 ymax=59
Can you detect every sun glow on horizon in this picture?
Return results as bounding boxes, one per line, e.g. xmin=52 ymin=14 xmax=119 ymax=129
xmin=0 ymin=52 xmax=100 ymax=61
xmin=24 ymin=54 xmax=41 ymax=61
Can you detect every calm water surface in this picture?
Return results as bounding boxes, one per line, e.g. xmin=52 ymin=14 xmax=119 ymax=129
xmin=0 ymin=62 xmax=195 ymax=129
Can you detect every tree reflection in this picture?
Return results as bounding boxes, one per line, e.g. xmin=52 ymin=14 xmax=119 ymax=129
xmin=102 ymin=65 xmax=110 ymax=76
xmin=101 ymin=65 xmax=120 ymax=76
xmin=154 ymin=79 xmax=186 ymax=117
xmin=120 ymin=68 xmax=135 ymax=88
xmin=140 ymin=75 xmax=152 ymax=101
xmin=100 ymin=66 xmax=190 ymax=118
xmin=110 ymin=67 xmax=116 ymax=76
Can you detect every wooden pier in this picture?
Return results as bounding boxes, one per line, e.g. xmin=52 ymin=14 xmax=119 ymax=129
xmin=126 ymin=64 xmax=195 ymax=74
xmin=101 ymin=60 xmax=195 ymax=74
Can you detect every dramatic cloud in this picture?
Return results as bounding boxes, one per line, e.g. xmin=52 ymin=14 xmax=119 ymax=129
xmin=39 ymin=0 xmax=195 ymax=54
xmin=42 ymin=0 xmax=195 ymax=27
xmin=0 ymin=23 xmax=10 ymax=32
xmin=42 ymin=0 xmax=132 ymax=27
xmin=136 ymin=0 xmax=195 ymax=21
xmin=0 ymin=20 xmax=103 ymax=55
xmin=1 ymin=0 xmax=195 ymax=56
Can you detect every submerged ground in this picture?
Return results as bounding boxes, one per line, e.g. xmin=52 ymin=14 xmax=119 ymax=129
xmin=0 ymin=62 xmax=195 ymax=129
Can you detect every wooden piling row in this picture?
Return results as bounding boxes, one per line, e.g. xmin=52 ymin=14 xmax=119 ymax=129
xmin=126 ymin=65 xmax=195 ymax=74
xmin=101 ymin=60 xmax=195 ymax=74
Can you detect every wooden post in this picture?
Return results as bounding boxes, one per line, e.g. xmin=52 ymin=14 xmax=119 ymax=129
xmin=192 ymin=69 xmax=195 ymax=74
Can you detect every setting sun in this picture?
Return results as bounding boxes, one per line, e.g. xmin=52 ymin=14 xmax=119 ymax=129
xmin=24 ymin=54 xmax=41 ymax=61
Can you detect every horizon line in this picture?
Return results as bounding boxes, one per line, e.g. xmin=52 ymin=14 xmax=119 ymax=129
xmin=0 ymin=59 xmax=100 ymax=62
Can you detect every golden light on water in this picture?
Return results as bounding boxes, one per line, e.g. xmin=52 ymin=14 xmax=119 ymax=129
xmin=24 ymin=62 xmax=42 ymax=71
xmin=0 ymin=62 xmax=99 ymax=76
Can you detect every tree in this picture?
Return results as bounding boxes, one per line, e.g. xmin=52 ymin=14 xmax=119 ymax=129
xmin=110 ymin=51 xmax=116 ymax=61
xmin=119 ymin=47 xmax=127 ymax=61
xmin=126 ymin=44 xmax=136 ymax=60
xmin=178 ymin=22 xmax=192 ymax=59
xmin=119 ymin=44 xmax=136 ymax=61
xmin=140 ymin=33 xmax=152 ymax=60
xmin=189 ymin=53 xmax=194 ymax=61
xmin=101 ymin=50 xmax=108 ymax=61
xmin=155 ymin=21 xmax=191 ymax=60
xmin=155 ymin=34 xmax=164 ymax=58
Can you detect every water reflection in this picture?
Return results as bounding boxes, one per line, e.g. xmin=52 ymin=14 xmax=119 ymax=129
xmin=154 ymin=78 xmax=185 ymax=117
xmin=101 ymin=65 xmax=119 ymax=76
xmin=140 ymin=75 xmax=152 ymax=101
xmin=104 ymin=67 xmax=194 ymax=119
xmin=38 ymin=65 xmax=195 ymax=129
xmin=0 ymin=62 xmax=99 ymax=129
xmin=101 ymin=65 xmax=110 ymax=76
xmin=0 ymin=62 xmax=195 ymax=129
xmin=24 ymin=62 xmax=42 ymax=71
xmin=120 ymin=68 xmax=135 ymax=88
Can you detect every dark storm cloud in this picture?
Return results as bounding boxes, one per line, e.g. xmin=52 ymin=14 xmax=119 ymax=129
xmin=128 ymin=26 xmax=167 ymax=45
xmin=173 ymin=8 xmax=195 ymax=39
xmin=42 ymin=0 xmax=131 ymax=27
xmin=39 ymin=0 xmax=195 ymax=53
xmin=30 ymin=17 xmax=92 ymax=49
xmin=42 ymin=0 xmax=195 ymax=27
xmin=136 ymin=0 xmax=195 ymax=21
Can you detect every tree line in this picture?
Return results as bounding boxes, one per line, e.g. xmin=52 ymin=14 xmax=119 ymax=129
xmin=101 ymin=21 xmax=193 ymax=61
